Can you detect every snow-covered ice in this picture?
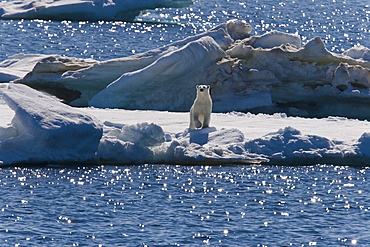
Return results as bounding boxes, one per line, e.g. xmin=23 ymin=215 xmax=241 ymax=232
xmin=2 ymin=20 xmax=370 ymax=166
xmin=343 ymin=45 xmax=370 ymax=61
xmin=1 ymin=83 xmax=370 ymax=166
xmin=0 ymin=83 xmax=103 ymax=165
xmin=0 ymin=0 xmax=193 ymax=22
xmin=88 ymin=36 xmax=226 ymax=110
xmin=12 ymin=21 xmax=240 ymax=107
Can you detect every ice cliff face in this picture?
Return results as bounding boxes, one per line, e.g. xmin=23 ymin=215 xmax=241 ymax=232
xmin=5 ymin=20 xmax=370 ymax=119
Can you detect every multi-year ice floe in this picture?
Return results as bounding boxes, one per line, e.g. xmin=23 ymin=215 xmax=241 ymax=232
xmin=3 ymin=20 xmax=370 ymax=119
xmin=0 ymin=0 xmax=193 ymax=21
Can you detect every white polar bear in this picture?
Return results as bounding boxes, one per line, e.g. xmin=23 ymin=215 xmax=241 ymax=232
xmin=189 ymin=85 xmax=212 ymax=129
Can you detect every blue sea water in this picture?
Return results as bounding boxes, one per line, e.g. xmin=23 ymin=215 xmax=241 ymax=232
xmin=1 ymin=164 xmax=370 ymax=246
xmin=1 ymin=0 xmax=370 ymax=246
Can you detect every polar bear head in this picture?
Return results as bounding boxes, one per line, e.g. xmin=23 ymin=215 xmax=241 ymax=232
xmin=196 ymin=85 xmax=210 ymax=94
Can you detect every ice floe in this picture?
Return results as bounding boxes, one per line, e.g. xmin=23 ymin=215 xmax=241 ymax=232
xmin=3 ymin=20 xmax=370 ymax=119
xmin=1 ymin=83 xmax=370 ymax=166
xmin=0 ymin=0 xmax=193 ymax=22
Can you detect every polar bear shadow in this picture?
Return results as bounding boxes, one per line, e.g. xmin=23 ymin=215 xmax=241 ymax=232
xmin=189 ymin=127 xmax=217 ymax=146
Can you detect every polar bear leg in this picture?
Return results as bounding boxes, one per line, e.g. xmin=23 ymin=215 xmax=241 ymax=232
xmin=190 ymin=113 xmax=203 ymax=129
xmin=194 ymin=115 xmax=203 ymax=129
xmin=189 ymin=116 xmax=195 ymax=129
xmin=202 ymin=113 xmax=211 ymax=128
xmin=190 ymin=109 xmax=200 ymax=129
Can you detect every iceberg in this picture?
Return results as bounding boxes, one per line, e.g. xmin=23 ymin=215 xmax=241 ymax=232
xmin=0 ymin=0 xmax=193 ymax=22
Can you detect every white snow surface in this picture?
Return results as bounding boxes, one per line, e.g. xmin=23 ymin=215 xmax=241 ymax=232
xmin=0 ymin=0 xmax=193 ymax=21
xmin=1 ymin=83 xmax=370 ymax=166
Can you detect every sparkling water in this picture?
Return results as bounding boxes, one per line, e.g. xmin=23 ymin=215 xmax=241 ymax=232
xmin=1 ymin=165 xmax=369 ymax=246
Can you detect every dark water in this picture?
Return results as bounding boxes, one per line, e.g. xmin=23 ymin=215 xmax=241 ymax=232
xmin=1 ymin=164 xmax=369 ymax=246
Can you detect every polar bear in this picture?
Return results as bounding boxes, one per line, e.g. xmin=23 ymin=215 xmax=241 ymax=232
xmin=189 ymin=85 xmax=212 ymax=129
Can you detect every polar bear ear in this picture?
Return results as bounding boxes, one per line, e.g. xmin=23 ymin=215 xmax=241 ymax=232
xmin=206 ymin=85 xmax=210 ymax=89
xmin=196 ymin=85 xmax=200 ymax=89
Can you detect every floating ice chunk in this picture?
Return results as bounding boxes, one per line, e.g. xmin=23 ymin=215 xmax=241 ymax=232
xmin=0 ymin=83 xmax=103 ymax=165
xmin=15 ymin=27 xmax=233 ymax=106
xmin=0 ymin=0 xmax=193 ymax=22
xmin=224 ymin=35 xmax=370 ymax=118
